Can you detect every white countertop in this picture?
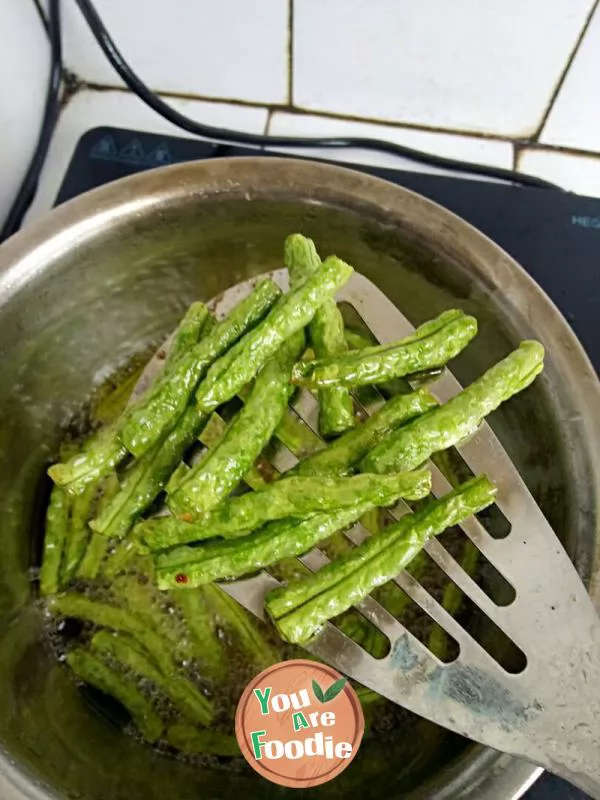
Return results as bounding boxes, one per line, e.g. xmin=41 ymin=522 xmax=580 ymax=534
xmin=3 ymin=0 xmax=600 ymax=224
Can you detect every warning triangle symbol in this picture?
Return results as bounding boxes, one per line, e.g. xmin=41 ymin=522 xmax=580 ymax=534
xmin=90 ymin=134 xmax=118 ymax=159
xmin=119 ymin=138 xmax=145 ymax=161
xmin=146 ymin=142 xmax=172 ymax=166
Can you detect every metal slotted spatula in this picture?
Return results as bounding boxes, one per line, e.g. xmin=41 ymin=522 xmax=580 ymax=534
xmin=138 ymin=269 xmax=600 ymax=797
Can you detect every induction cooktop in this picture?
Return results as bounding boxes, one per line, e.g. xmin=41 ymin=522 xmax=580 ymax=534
xmin=54 ymin=126 xmax=598 ymax=800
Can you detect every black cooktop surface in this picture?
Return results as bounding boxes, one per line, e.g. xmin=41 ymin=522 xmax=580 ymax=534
xmin=55 ymin=126 xmax=598 ymax=799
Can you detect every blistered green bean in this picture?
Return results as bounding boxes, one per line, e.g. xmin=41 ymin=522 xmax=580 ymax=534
xmin=163 ymin=302 xmax=210 ymax=372
xmin=50 ymin=593 xmax=181 ymax=678
xmin=40 ymin=485 xmax=71 ymax=596
xmin=285 ymin=233 xmax=354 ymax=437
xmin=362 ymin=341 xmax=545 ymax=474
xmin=66 ymin=648 xmax=164 ymax=743
xmin=196 ymin=256 xmax=353 ymax=412
xmin=91 ymin=405 xmax=207 ymax=540
xmin=168 ymin=335 xmax=303 ymax=518
xmin=120 ymin=279 xmax=281 ymax=457
xmin=200 ymin=584 xmax=279 ymax=669
xmin=48 ymin=425 xmax=128 ymax=496
xmin=291 ymin=310 xmax=477 ymax=390
xmin=62 ymin=481 xmax=98 ymax=583
xmin=291 ymin=388 xmax=437 ymax=477
xmin=76 ymin=473 xmax=121 ymax=580
xmin=90 ymin=631 xmax=213 ymax=726
xmin=155 ymin=471 xmax=430 ymax=588
xmin=142 ymin=470 xmax=431 ymax=551
xmin=266 ymin=477 xmax=496 ymax=643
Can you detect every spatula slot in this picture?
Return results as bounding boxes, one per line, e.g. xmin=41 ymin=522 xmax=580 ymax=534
xmin=404 ymin=550 xmax=526 ymax=674
xmin=435 ymin=526 xmax=516 ymax=608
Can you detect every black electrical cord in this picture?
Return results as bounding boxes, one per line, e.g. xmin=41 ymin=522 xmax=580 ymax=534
xmin=2 ymin=0 xmax=563 ymax=245
xmin=0 ymin=0 xmax=62 ymax=243
xmin=74 ymin=0 xmax=560 ymax=192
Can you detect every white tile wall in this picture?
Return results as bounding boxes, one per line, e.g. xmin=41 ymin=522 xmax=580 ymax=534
xmin=518 ymin=148 xmax=600 ymax=198
xmin=267 ymin=112 xmax=513 ymax=178
xmin=0 ymin=0 xmax=51 ymax=228
xmin=61 ymin=0 xmax=289 ymax=104
xmin=540 ymin=6 xmax=600 ymax=153
xmin=26 ymin=89 xmax=269 ymax=221
xmin=4 ymin=0 xmax=600 ymax=233
xmin=293 ymin=0 xmax=596 ymax=138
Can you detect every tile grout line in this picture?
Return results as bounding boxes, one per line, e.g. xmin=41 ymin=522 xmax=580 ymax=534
xmin=75 ymin=81 xmax=600 ymax=164
xmin=263 ymin=108 xmax=274 ymax=136
xmin=532 ymin=0 xmax=600 ymax=141
xmin=79 ymin=81 xmax=520 ymax=142
xmin=287 ymin=0 xmax=294 ymax=106
xmin=511 ymin=144 xmax=519 ymax=172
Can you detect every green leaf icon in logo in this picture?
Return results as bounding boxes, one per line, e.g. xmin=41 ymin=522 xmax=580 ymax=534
xmin=312 ymin=677 xmax=347 ymax=703
xmin=312 ymin=679 xmax=326 ymax=703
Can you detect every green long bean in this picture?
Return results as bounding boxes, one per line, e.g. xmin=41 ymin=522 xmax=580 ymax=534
xmin=90 ymin=631 xmax=213 ymax=727
xmin=50 ymin=593 xmax=189 ymax=679
xmin=362 ymin=341 xmax=545 ymax=474
xmin=291 ymin=310 xmax=477 ymax=389
xmin=66 ymin=648 xmax=164 ymax=742
xmin=168 ymin=335 xmax=304 ymax=518
xmin=120 ymin=280 xmax=281 ymax=457
xmin=266 ymin=476 xmax=496 ymax=643
xmin=285 ymin=233 xmax=354 ymax=437
xmin=48 ymin=425 xmax=128 ymax=496
xmin=163 ymin=302 xmax=210 ymax=372
xmin=62 ymin=480 xmax=98 ymax=582
xmin=91 ymin=405 xmax=207 ymax=540
xmin=140 ymin=470 xmax=431 ymax=551
xmin=40 ymin=485 xmax=71 ymax=596
xmin=291 ymin=388 xmax=437 ymax=477
xmin=201 ymin=584 xmax=279 ymax=669
xmin=155 ymin=472 xmax=430 ymax=588
xmin=76 ymin=473 xmax=121 ymax=580
xmin=196 ymin=256 xmax=353 ymax=412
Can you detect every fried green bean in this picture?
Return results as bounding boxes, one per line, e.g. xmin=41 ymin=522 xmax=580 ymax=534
xmin=266 ymin=476 xmax=497 ymax=643
xmin=66 ymin=648 xmax=164 ymax=743
xmin=110 ymin=569 xmax=218 ymax=676
xmin=50 ymin=593 xmax=185 ymax=679
xmin=163 ymin=302 xmax=210 ymax=373
xmin=166 ymin=723 xmax=240 ymax=756
xmin=284 ymin=232 xmax=321 ymax=285
xmin=197 ymin=411 xmax=275 ymax=490
xmin=291 ymin=310 xmax=477 ymax=389
xmin=48 ymin=307 xmax=209 ymax=496
xmin=40 ymin=485 xmax=71 ymax=596
xmin=170 ymin=588 xmax=227 ymax=677
xmin=275 ymin=407 xmax=323 ymax=459
xmin=155 ymin=471 xmax=430 ymax=588
xmin=291 ymin=388 xmax=438 ymax=477
xmin=168 ymin=335 xmax=304 ymax=518
xmin=90 ymin=405 xmax=207 ymax=540
xmin=362 ymin=341 xmax=545 ymax=474
xmin=200 ymin=584 xmax=279 ymax=669
xmin=62 ymin=480 xmax=98 ymax=583
xmin=90 ymin=631 xmax=213 ymax=727
xmin=140 ymin=470 xmax=431 ymax=551
xmin=48 ymin=425 xmax=128 ymax=496
xmin=102 ymin=540 xmax=137 ymax=580
xmin=120 ymin=279 xmax=281 ymax=458
xmin=285 ymin=234 xmax=354 ymax=437
xmin=195 ymin=256 xmax=353 ymax=412
xmin=76 ymin=473 xmax=121 ymax=580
